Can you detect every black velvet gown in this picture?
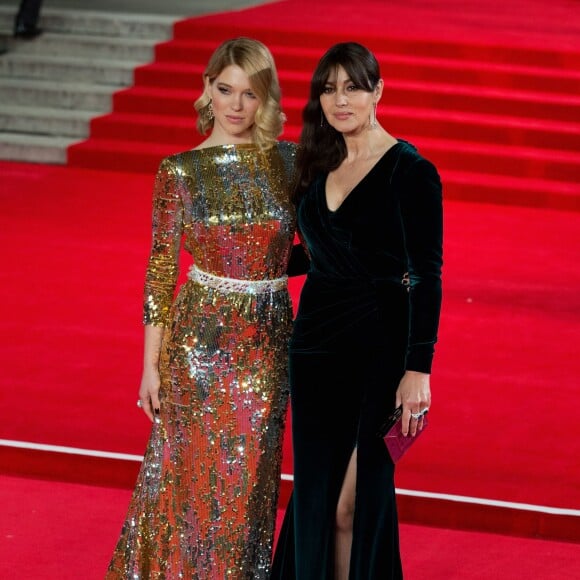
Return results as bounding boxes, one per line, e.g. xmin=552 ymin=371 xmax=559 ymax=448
xmin=273 ymin=141 xmax=443 ymax=579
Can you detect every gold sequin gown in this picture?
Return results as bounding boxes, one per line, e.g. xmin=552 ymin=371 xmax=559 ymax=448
xmin=107 ymin=142 xmax=297 ymax=579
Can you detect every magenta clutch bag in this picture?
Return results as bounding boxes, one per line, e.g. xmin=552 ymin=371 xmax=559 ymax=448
xmin=377 ymin=406 xmax=428 ymax=463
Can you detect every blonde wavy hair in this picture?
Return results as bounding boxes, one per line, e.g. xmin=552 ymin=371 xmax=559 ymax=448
xmin=194 ymin=37 xmax=285 ymax=147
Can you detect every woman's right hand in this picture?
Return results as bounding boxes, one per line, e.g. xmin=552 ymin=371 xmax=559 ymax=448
xmin=138 ymin=367 xmax=161 ymax=422
xmin=138 ymin=325 xmax=164 ymax=421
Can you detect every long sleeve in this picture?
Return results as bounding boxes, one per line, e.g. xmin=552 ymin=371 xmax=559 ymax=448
xmin=399 ymin=157 xmax=443 ymax=373
xmin=143 ymin=158 xmax=184 ymax=326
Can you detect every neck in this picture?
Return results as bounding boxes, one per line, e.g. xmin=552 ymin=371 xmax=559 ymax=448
xmin=342 ymin=126 xmax=396 ymax=161
xmin=201 ymin=127 xmax=255 ymax=148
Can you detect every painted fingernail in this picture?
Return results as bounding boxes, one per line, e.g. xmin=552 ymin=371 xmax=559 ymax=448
xmin=154 ymin=408 xmax=160 ymax=415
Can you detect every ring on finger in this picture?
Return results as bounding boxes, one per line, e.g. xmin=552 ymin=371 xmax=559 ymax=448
xmin=137 ymin=400 xmax=143 ymax=408
xmin=410 ymin=408 xmax=429 ymax=420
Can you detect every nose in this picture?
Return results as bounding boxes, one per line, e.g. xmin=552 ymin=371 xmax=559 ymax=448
xmin=231 ymin=94 xmax=243 ymax=111
xmin=335 ymin=91 xmax=348 ymax=106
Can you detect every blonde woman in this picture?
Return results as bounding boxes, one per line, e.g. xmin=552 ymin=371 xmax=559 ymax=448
xmin=107 ymin=38 xmax=297 ymax=578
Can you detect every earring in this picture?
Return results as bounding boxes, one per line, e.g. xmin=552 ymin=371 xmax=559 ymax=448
xmin=370 ymin=102 xmax=378 ymax=128
xmin=320 ymin=110 xmax=325 ymax=127
xmin=206 ymin=100 xmax=214 ymax=121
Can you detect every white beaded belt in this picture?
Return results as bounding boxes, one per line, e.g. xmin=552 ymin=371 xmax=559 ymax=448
xmin=187 ymin=265 xmax=287 ymax=294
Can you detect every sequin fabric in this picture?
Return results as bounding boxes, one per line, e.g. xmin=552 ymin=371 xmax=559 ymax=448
xmin=188 ymin=265 xmax=288 ymax=294
xmin=107 ymin=142 xmax=297 ymax=579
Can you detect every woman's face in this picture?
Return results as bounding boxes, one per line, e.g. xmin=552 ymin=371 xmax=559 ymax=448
xmin=319 ymin=65 xmax=381 ymax=135
xmin=207 ymin=64 xmax=261 ymax=142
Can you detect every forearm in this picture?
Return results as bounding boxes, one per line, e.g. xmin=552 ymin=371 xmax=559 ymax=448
xmin=139 ymin=325 xmax=164 ymax=421
xmin=143 ymin=324 xmax=164 ymax=372
xmin=406 ymin=277 xmax=442 ymax=373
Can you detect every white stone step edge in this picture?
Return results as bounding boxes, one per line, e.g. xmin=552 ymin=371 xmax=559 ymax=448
xmin=4 ymin=32 xmax=157 ymax=61
xmin=0 ymin=7 xmax=177 ymax=39
xmin=0 ymin=53 xmax=140 ymax=86
xmin=0 ymin=77 xmax=114 ymax=111
xmin=0 ymin=105 xmax=100 ymax=138
xmin=0 ymin=132 xmax=78 ymax=164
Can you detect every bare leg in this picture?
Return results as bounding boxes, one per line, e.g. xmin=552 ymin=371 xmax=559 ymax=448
xmin=334 ymin=448 xmax=357 ymax=580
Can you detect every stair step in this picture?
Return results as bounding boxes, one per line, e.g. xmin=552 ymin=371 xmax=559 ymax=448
xmin=69 ymin=129 xmax=580 ymax=184
xmin=0 ymin=78 xmax=112 ymax=111
xmin=7 ymin=32 xmax=156 ymax=61
xmin=0 ymin=53 xmax=139 ymax=86
xmin=67 ymin=138 xmax=580 ymax=212
xmin=0 ymin=7 xmax=175 ymax=39
xmin=89 ymin=109 xmax=580 ymax=154
xmin=383 ymin=107 xmax=580 ymax=152
xmin=442 ymin=169 xmax=580 ymax=212
xmin=412 ymin=136 xmax=580 ymax=183
xmin=90 ymin=112 xmax=198 ymax=146
xmin=172 ymin=20 xmax=580 ymax=70
xmin=0 ymin=105 xmax=97 ymax=138
xmin=388 ymin=80 xmax=580 ymax=123
xmin=134 ymin=61 xmax=580 ymax=108
xmin=68 ymin=137 xmax=178 ymax=173
xmin=154 ymin=40 xmax=580 ymax=95
xmin=0 ymin=133 xmax=77 ymax=164
xmin=115 ymin=83 xmax=580 ymax=124
xmin=90 ymin=112 xmax=296 ymax=147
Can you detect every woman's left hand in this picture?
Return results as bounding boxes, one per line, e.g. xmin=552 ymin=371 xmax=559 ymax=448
xmin=395 ymin=370 xmax=431 ymax=437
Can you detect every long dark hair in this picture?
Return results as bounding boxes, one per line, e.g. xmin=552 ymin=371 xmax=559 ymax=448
xmin=293 ymin=42 xmax=381 ymax=203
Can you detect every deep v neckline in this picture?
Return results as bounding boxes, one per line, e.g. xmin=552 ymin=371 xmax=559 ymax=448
xmin=324 ymin=142 xmax=401 ymax=214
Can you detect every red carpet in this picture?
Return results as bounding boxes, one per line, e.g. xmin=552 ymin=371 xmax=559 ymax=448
xmin=67 ymin=0 xmax=580 ymax=211
xmin=1 ymin=474 xmax=578 ymax=579
xmin=1 ymin=0 xmax=580 ymax=551
xmin=1 ymin=159 xmax=579 ymax=541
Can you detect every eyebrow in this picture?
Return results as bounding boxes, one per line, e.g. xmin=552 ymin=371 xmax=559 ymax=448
xmin=324 ymin=76 xmax=353 ymax=85
xmin=216 ymin=81 xmax=254 ymax=91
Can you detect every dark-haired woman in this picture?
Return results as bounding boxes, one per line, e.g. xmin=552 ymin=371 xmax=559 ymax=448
xmin=272 ymin=42 xmax=443 ymax=579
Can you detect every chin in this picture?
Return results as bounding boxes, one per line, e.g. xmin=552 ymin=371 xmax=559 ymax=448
xmin=336 ymin=126 xmax=363 ymax=136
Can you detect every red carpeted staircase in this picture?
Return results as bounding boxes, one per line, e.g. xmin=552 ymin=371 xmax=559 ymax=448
xmin=4 ymin=0 xmax=579 ymax=550
xmin=67 ymin=8 xmax=580 ymax=211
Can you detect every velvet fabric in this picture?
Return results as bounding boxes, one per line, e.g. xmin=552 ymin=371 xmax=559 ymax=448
xmin=274 ymin=141 xmax=443 ymax=579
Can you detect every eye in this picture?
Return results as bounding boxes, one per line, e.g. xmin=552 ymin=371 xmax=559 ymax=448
xmin=347 ymin=84 xmax=359 ymax=92
xmin=218 ymin=86 xmax=230 ymax=95
xmin=245 ymin=91 xmax=257 ymax=99
xmin=322 ymin=86 xmax=334 ymax=94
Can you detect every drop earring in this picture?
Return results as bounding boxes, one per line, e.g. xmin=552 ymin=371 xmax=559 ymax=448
xmin=320 ymin=110 xmax=325 ymax=127
xmin=370 ymin=102 xmax=378 ymax=128
xmin=207 ymin=99 xmax=214 ymax=121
